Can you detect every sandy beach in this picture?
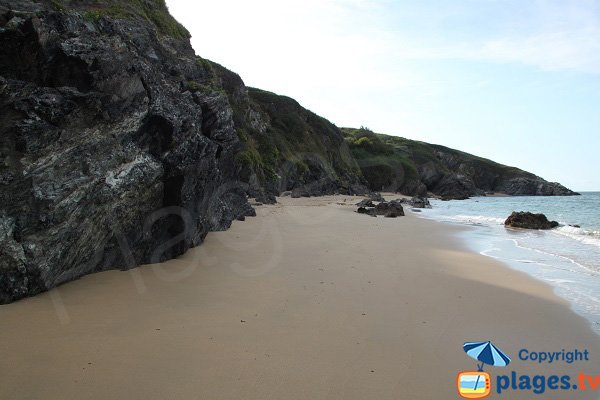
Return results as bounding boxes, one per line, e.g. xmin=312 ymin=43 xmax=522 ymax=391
xmin=1 ymin=195 xmax=599 ymax=400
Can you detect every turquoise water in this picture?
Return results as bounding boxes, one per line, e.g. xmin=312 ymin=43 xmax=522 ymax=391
xmin=418 ymin=192 xmax=600 ymax=333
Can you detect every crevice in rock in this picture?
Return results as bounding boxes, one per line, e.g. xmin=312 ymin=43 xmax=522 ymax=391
xmin=160 ymin=172 xmax=186 ymax=257
xmin=139 ymin=75 xmax=152 ymax=104
xmin=200 ymin=102 xmax=217 ymax=139
xmin=163 ymin=173 xmax=184 ymax=206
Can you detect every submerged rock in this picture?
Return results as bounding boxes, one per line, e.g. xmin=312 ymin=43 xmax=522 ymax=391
xmin=504 ymin=212 xmax=559 ymax=230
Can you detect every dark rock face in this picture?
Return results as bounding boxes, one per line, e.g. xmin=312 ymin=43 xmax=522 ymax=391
xmin=0 ymin=1 xmax=254 ymax=303
xmin=504 ymin=212 xmax=559 ymax=230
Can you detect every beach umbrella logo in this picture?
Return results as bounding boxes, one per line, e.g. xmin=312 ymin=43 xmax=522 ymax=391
xmin=457 ymin=341 xmax=511 ymax=399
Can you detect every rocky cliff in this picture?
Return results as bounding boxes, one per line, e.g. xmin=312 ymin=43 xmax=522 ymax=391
xmin=342 ymin=128 xmax=578 ymax=199
xmin=0 ymin=0 xmax=258 ymax=303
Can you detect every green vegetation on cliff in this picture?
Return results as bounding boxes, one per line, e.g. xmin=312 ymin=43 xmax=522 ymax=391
xmin=342 ymin=127 xmax=577 ymax=197
xmin=53 ymin=0 xmax=190 ymax=39
xmin=203 ymin=61 xmax=365 ymax=195
xmin=244 ymin=88 xmax=360 ymax=179
xmin=233 ymin=87 xmax=364 ymax=195
xmin=342 ymin=127 xmax=420 ymax=192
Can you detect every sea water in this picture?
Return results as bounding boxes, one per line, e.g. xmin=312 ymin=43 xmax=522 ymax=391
xmin=417 ymin=192 xmax=600 ymax=334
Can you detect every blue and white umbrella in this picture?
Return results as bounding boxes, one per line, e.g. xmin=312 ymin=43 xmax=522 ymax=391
xmin=463 ymin=341 xmax=511 ymax=371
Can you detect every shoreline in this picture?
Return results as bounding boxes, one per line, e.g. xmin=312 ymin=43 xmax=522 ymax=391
xmin=419 ymin=194 xmax=600 ymax=336
xmin=1 ymin=195 xmax=599 ymax=399
xmin=438 ymin=217 xmax=600 ymax=335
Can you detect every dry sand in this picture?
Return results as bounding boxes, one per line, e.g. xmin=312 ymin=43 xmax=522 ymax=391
xmin=1 ymin=195 xmax=599 ymax=400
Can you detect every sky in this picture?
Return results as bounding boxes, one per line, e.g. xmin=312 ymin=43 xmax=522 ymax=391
xmin=166 ymin=0 xmax=600 ymax=191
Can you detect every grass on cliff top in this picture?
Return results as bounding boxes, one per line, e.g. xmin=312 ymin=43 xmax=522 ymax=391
xmin=234 ymin=88 xmax=361 ymax=184
xmin=341 ymin=127 xmax=533 ymax=180
xmin=51 ymin=0 xmax=190 ymax=39
xmin=342 ymin=127 xmax=419 ymax=179
xmin=249 ymin=88 xmax=360 ymax=170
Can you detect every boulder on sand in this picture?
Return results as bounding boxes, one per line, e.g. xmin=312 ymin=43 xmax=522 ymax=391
xmin=504 ymin=211 xmax=559 ymax=230
xmin=375 ymin=200 xmax=405 ymax=217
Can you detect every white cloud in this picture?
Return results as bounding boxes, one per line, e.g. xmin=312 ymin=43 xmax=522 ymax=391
xmin=479 ymin=30 xmax=600 ymax=73
xmin=390 ymin=0 xmax=600 ymax=74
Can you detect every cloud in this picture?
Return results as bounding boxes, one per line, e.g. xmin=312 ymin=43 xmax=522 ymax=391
xmin=478 ymin=30 xmax=600 ymax=74
xmin=393 ymin=0 xmax=600 ymax=74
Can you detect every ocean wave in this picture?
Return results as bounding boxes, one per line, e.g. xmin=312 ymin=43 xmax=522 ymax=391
xmin=554 ymin=226 xmax=600 ymax=249
xmin=448 ymin=214 xmax=506 ymax=225
xmin=508 ymin=238 xmax=598 ymax=274
xmin=419 ymin=209 xmax=600 ymax=273
xmin=480 ymin=248 xmax=501 ymax=258
xmin=427 ymin=210 xmax=600 ymax=250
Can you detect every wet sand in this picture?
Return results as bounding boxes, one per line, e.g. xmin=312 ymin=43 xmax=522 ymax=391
xmin=1 ymin=195 xmax=599 ymax=399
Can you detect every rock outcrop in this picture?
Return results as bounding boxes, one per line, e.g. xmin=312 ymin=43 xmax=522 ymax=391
xmin=0 ymin=0 xmax=256 ymax=303
xmin=401 ymin=196 xmax=431 ymax=209
xmin=504 ymin=212 xmax=559 ymax=230
xmin=356 ymin=199 xmax=404 ymax=218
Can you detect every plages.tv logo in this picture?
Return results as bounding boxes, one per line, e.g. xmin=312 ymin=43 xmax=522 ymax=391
xmin=457 ymin=341 xmax=511 ymax=399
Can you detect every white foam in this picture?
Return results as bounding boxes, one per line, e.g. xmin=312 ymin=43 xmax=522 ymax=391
xmin=447 ymin=214 xmax=506 ymax=225
xmin=553 ymin=226 xmax=600 ymax=249
xmin=480 ymin=248 xmax=501 ymax=258
xmin=508 ymin=238 xmax=589 ymax=273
